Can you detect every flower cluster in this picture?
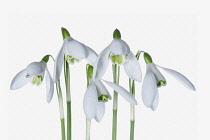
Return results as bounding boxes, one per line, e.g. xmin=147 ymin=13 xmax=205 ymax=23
xmin=10 ymin=27 xmax=196 ymax=140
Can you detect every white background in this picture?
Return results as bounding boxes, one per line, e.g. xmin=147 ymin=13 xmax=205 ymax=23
xmin=2 ymin=0 xmax=210 ymax=140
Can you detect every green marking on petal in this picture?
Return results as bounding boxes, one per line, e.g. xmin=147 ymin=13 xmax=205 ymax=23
xmin=157 ymin=80 xmax=166 ymax=87
xmin=110 ymin=55 xmax=128 ymax=65
xmin=98 ymin=94 xmax=109 ymax=102
xmin=111 ymin=55 xmax=123 ymax=64
xmin=31 ymin=75 xmax=43 ymax=85
xmin=66 ymin=55 xmax=80 ymax=64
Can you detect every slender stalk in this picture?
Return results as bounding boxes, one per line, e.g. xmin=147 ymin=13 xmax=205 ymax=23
xmin=112 ymin=64 xmax=120 ymax=140
xmin=85 ymin=64 xmax=92 ymax=140
xmin=129 ymin=50 xmax=142 ymax=140
xmin=129 ymin=78 xmax=135 ymax=140
xmin=64 ymin=57 xmax=71 ymax=140
xmin=86 ymin=119 xmax=91 ymax=140
xmin=56 ymin=80 xmax=66 ymax=140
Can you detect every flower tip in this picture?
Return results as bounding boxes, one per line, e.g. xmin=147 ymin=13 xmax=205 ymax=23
xmin=47 ymin=99 xmax=51 ymax=103
xmin=61 ymin=27 xmax=71 ymax=39
xmin=132 ymin=99 xmax=138 ymax=105
xmin=113 ymin=28 xmax=121 ymax=39
xmin=10 ymin=85 xmax=14 ymax=90
xmin=150 ymin=107 xmax=156 ymax=111
xmin=191 ymin=86 xmax=196 ymax=91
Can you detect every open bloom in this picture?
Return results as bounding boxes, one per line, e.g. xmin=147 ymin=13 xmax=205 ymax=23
xmin=83 ymin=79 xmax=137 ymax=122
xmin=142 ymin=52 xmax=196 ymax=111
xmin=10 ymin=60 xmax=54 ymax=103
xmin=53 ymin=28 xmax=97 ymax=83
xmin=93 ymin=29 xmax=141 ymax=82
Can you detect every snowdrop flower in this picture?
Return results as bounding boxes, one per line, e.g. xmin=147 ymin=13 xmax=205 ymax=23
xmin=83 ymin=64 xmax=137 ymax=122
xmin=93 ymin=29 xmax=142 ymax=82
xmin=53 ymin=27 xmax=98 ymax=83
xmin=10 ymin=55 xmax=54 ymax=103
xmin=142 ymin=52 xmax=196 ymax=111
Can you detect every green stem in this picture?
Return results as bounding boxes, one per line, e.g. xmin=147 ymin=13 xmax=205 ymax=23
xmin=130 ymin=120 xmax=135 ymax=140
xmin=56 ymin=80 xmax=66 ymax=140
xmin=85 ymin=64 xmax=92 ymax=140
xmin=61 ymin=118 xmax=66 ymax=140
xmin=86 ymin=119 xmax=91 ymax=140
xmin=112 ymin=64 xmax=120 ymax=140
xmin=129 ymin=78 xmax=135 ymax=140
xmin=64 ymin=57 xmax=71 ymax=140
xmin=129 ymin=51 xmax=142 ymax=140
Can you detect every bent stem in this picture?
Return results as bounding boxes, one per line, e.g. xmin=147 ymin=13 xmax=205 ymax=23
xmin=64 ymin=58 xmax=71 ymax=140
xmin=56 ymin=80 xmax=66 ymax=140
xmin=112 ymin=64 xmax=120 ymax=140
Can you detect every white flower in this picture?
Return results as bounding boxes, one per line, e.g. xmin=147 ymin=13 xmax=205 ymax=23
xmin=142 ymin=53 xmax=196 ymax=111
xmin=83 ymin=79 xmax=137 ymax=122
xmin=10 ymin=61 xmax=54 ymax=103
xmin=93 ymin=29 xmax=142 ymax=82
xmin=53 ymin=36 xmax=97 ymax=83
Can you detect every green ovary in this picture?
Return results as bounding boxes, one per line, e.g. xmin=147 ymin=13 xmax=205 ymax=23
xmin=32 ymin=75 xmax=43 ymax=85
xmin=98 ymin=94 xmax=109 ymax=102
xmin=157 ymin=80 xmax=166 ymax=87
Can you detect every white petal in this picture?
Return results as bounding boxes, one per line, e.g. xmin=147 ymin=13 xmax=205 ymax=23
xmin=102 ymin=80 xmax=137 ymax=105
xmin=83 ymin=83 xmax=98 ymax=120
xmin=45 ymin=67 xmax=54 ymax=103
xmin=142 ymin=71 xmax=158 ymax=107
xmin=109 ymin=39 xmax=130 ymax=55
xmin=156 ymin=65 xmax=196 ymax=91
xmin=26 ymin=62 xmax=44 ymax=76
xmin=94 ymin=102 xmax=105 ymax=122
xmin=66 ymin=38 xmax=89 ymax=60
xmin=93 ymin=47 xmax=110 ymax=81
xmin=123 ymin=52 xmax=142 ymax=82
xmin=148 ymin=63 xmax=166 ymax=86
xmin=95 ymin=80 xmax=112 ymax=99
xmin=53 ymin=39 xmax=66 ymax=83
xmin=86 ymin=46 xmax=98 ymax=66
xmin=150 ymin=91 xmax=159 ymax=111
xmin=10 ymin=69 xmax=30 ymax=90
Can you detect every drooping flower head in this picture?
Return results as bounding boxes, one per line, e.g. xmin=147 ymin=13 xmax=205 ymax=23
xmin=10 ymin=55 xmax=54 ymax=103
xmin=93 ymin=29 xmax=142 ymax=82
xmin=83 ymin=63 xmax=137 ymax=122
xmin=53 ymin=27 xmax=97 ymax=83
xmin=141 ymin=52 xmax=196 ymax=111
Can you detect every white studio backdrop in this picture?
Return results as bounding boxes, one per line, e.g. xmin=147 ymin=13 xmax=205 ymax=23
xmin=8 ymin=14 xmax=197 ymax=140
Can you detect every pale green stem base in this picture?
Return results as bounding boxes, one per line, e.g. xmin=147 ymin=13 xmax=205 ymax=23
xmin=129 ymin=79 xmax=135 ymax=140
xmin=130 ymin=121 xmax=135 ymax=140
xmin=86 ymin=119 xmax=91 ymax=140
xmin=112 ymin=110 xmax=118 ymax=140
xmin=112 ymin=64 xmax=120 ymax=140
xmin=56 ymin=81 xmax=66 ymax=140
xmin=67 ymin=101 xmax=71 ymax=140
xmin=64 ymin=58 xmax=71 ymax=140
xmin=61 ymin=118 xmax=66 ymax=140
